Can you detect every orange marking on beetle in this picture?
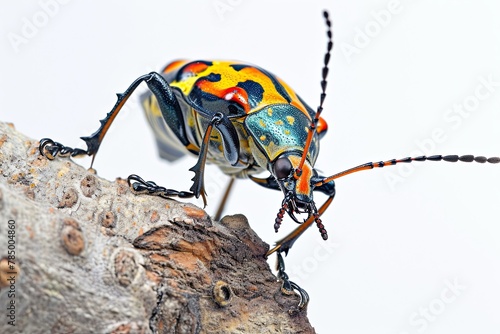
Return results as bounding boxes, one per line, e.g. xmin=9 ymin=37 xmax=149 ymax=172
xmin=162 ymin=60 xmax=187 ymax=73
xmin=297 ymin=164 xmax=312 ymax=195
xmin=168 ymin=61 xmax=315 ymax=117
xmin=183 ymin=62 xmax=210 ymax=75
xmin=212 ymin=63 xmax=293 ymax=112
xmin=317 ymin=117 xmax=328 ymax=134
xmin=288 ymin=156 xmax=312 ymax=196
xmin=222 ymin=87 xmax=250 ymax=113
xmin=195 ymin=81 xmax=251 ymax=113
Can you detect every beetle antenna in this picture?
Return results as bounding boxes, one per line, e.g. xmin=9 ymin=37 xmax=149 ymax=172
xmin=314 ymin=154 xmax=500 ymax=186
xmin=295 ymin=10 xmax=333 ymax=179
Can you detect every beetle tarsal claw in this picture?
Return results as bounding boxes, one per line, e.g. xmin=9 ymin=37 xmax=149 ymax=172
xmin=38 ymin=138 xmax=89 ymax=160
xmin=39 ymin=138 xmax=57 ymax=160
xmin=288 ymin=281 xmax=310 ymax=309
xmin=127 ymin=174 xmax=196 ymax=200
xmin=276 ymin=251 xmax=310 ymax=309
xmin=280 ymin=281 xmax=295 ymax=296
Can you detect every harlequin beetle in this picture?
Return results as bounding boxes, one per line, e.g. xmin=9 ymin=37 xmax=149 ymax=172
xmin=39 ymin=11 xmax=499 ymax=309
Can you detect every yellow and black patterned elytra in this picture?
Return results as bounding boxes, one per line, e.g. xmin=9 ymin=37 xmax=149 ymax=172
xmin=143 ymin=59 xmax=328 ymax=173
xmin=39 ymin=11 xmax=499 ymax=309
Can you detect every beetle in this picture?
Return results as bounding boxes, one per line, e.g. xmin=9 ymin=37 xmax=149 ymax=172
xmin=38 ymin=11 xmax=499 ymax=308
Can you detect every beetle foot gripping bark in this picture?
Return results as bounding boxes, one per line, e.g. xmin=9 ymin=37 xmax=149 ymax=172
xmin=276 ymin=251 xmax=309 ymax=310
xmin=127 ymin=174 xmax=196 ymax=200
xmin=39 ymin=138 xmax=88 ymax=160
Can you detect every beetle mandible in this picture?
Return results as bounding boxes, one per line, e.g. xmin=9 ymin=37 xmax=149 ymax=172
xmin=38 ymin=11 xmax=500 ymax=308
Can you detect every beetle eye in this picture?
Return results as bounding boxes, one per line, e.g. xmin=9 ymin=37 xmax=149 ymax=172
xmin=227 ymin=104 xmax=239 ymax=115
xmin=273 ymin=157 xmax=293 ymax=179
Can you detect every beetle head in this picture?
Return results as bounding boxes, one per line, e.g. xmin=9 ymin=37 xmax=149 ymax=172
xmin=272 ymin=153 xmax=317 ymax=224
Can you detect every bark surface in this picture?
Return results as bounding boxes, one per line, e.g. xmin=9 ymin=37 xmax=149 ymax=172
xmin=0 ymin=122 xmax=315 ymax=334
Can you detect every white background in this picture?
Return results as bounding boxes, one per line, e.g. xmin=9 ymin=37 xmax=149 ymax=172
xmin=1 ymin=1 xmax=500 ymax=333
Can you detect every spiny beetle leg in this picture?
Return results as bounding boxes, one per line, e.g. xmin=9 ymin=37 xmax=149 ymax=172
xmin=188 ymin=112 xmax=234 ymax=208
xmin=127 ymin=174 xmax=195 ymax=200
xmin=77 ymin=73 xmax=168 ymax=166
xmin=40 ymin=72 xmax=187 ymax=168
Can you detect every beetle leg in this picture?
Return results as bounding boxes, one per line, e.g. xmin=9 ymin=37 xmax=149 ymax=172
xmin=188 ymin=112 xmax=234 ymax=207
xmin=248 ymin=174 xmax=280 ymax=191
xmin=187 ymin=117 xmax=214 ymax=208
xmin=39 ymin=72 xmax=188 ymax=167
xmin=185 ymin=108 xmax=240 ymax=208
xmin=276 ymin=251 xmax=309 ymax=309
xmin=39 ymin=138 xmax=89 ymax=160
xmin=212 ymin=113 xmax=240 ymax=166
xmin=213 ymin=177 xmax=236 ymax=221
xmin=193 ymin=106 xmax=240 ymax=166
xmin=127 ymin=174 xmax=195 ymax=199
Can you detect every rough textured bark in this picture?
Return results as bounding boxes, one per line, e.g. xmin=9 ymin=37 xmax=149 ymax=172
xmin=0 ymin=122 xmax=315 ymax=334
